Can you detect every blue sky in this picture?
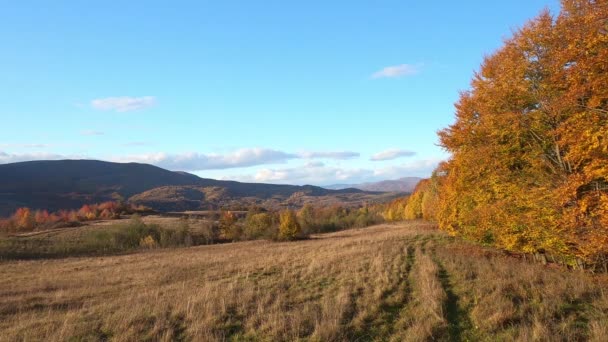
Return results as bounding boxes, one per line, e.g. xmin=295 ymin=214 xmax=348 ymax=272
xmin=0 ymin=0 xmax=560 ymax=185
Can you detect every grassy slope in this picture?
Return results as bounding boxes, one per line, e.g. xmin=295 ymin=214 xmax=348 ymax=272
xmin=0 ymin=221 xmax=607 ymax=341
xmin=0 ymin=216 xmax=213 ymax=259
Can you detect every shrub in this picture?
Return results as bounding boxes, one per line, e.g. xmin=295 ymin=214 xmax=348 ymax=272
xmin=139 ymin=235 xmax=158 ymax=249
xmin=278 ymin=210 xmax=301 ymax=241
xmin=219 ymin=211 xmax=239 ymax=240
xmin=73 ymin=217 xmax=194 ymax=254
xmin=13 ymin=208 xmax=35 ymax=231
xmin=159 ymin=220 xmax=193 ymax=247
xmin=197 ymin=221 xmax=219 ymax=245
xmin=244 ymin=212 xmax=274 ymax=240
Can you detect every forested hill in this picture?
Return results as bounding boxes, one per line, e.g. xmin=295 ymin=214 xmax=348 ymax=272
xmin=0 ymin=160 xmax=392 ymax=216
xmin=324 ymin=177 xmax=422 ymax=193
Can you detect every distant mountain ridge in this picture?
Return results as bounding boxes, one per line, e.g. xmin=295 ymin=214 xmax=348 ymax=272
xmin=323 ymin=177 xmax=422 ymax=193
xmin=0 ymin=160 xmax=398 ymax=216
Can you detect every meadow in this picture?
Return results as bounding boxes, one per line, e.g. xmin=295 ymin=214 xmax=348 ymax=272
xmin=1 ymin=221 xmax=607 ymax=341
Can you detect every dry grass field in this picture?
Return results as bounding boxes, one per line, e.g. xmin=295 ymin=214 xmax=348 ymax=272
xmin=1 ymin=221 xmax=607 ymax=341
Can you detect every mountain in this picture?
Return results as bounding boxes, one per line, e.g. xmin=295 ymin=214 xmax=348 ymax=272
xmin=0 ymin=160 xmax=398 ymax=216
xmin=323 ymin=177 xmax=422 ymax=193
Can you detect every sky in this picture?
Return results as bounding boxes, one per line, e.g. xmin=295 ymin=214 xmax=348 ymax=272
xmin=0 ymin=0 xmax=560 ymax=185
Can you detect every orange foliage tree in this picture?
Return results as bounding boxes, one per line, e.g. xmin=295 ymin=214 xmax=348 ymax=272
xmin=1 ymin=201 xmax=135 ymax=232
xmin=433 ymin=0 xmax=608 ymax=269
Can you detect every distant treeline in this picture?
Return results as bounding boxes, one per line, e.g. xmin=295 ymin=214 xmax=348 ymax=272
xmin=218 ymin=203 xmax=385 ymax=242
xmin=400 ymin=0 xmax=608 ymax=271
xmin=0 ymin=202 xmax=147 ymax=232
xmin=0 ymin=203 xmax=389 ymax=259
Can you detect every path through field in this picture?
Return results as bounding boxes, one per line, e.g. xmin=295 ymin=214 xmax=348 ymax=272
xmin=0 ymin=221 xmax=606 ymax=341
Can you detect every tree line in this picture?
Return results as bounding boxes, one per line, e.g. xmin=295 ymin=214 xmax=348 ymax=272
xmin=0 ymin=202 xmax=147 ymax=232
xmin=0 ymin=201 xmax=388 ymax=242
xmin=218 ymin=203 xmax=385 ymax=241
xmin=406 ymin=0 xmax=608 ymax=271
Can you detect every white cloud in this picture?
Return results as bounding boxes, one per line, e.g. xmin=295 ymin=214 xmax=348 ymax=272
xmin=370 ymin=149 xmax=416 ymax=161
xmin=0 ymin=149 xmax=443 ymax=185
xmin=226 ymin=158 xmax=443 ymax=185
xmin=91 ymin=96 xmax=156 ymax=112
xmin=371 ymin=159 xmax=442 ymax=178
xmin=115 ymin=148 xmax=299 ymax=171
xmin=298 ymin=151 xmax=360 ymax=160
xmin=0 ymin=148 xmax=358 ymax=170
xmin=371 ymin=64 xmax=420 ymax=79
xmin=0 ymin=143 xmax=49 ymax=149
xmin=80 ymin=130 xmax=104 ymax=136
xmin=304 ymin=161 xmax=325 ymax=168
xmin=114 ymin=148 xmax=362 ymax=171
xmin=0 ymin=148 xmax=296 ymax=170
xmin=121 ymin=141 xmax=151 ymax=147
xmin=235 ymin=166 xmax=373 ymax=185
xmin=0 ymin=151 xmax=83 ymax=164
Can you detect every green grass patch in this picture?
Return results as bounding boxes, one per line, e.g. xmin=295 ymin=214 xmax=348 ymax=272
xmin=0 ymin=217 xmax=194 ymax=260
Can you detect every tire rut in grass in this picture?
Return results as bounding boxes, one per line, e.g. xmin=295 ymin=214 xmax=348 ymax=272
xmin=433 ymin=257 xmax=475 ymax=342
xmin=377 ymin=244 xmax=416 ymax=339
xmin=382 ymin=245 xmax=417 ymax=341
xmin=350 ymin=242 xmax=417 ymax=341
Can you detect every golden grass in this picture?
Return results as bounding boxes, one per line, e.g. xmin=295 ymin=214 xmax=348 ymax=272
xmin=0 ymin=221 xmax=606 ymax=341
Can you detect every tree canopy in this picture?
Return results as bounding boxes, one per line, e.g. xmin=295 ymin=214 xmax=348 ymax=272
xmin=414 ymin=0 xmax=608 ymax=269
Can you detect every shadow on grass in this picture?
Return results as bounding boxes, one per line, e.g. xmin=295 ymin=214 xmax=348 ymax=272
xmin=349 ymin=245 xmax=417 ymax=341
xmin=434 ymin=259 xmax=475 ymax=342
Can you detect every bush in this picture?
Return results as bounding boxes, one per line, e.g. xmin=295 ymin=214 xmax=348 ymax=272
xmin=244 ymin=212 xmax=275 ymax=240
xmin=219 ymin=211 xmax=240 ymax=241
xmin=278 ymin=210 xmax=301 ymax=241
xmin=78 ymin=216 xmax=193 ymax=253
xmin=196 ymin=220 xmax=220 ymax=245
xmin=159 ymin=220 xmax=193 ymax=247
xmin=296 ymin=204 xmax=385 ymax=234
xmin=0 ymin=217 xmax=199 ymax=259
xmin=139 ymin=235 xmax=158 ymax=249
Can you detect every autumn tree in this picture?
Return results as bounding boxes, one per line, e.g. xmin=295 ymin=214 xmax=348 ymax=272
xmin=404 ymin=170 xmax=444 ymax=222
xmin=219 ymin=211 xmax=241 ymax=240
xmin=13 ymin=208 xmax=34 ymax=230
xmin=435 ymin=0 xmax=608 ymax=269
xmin=383 ymin=198 xmax=408 ymax=222
xmin=404 ymin=180 xmax=429 ymax=220
xmin=34 ymin=210 xmax=50 ymax=225
xmin=298 ymin=203 xmax=316 ymax=232
xmin=245 ymin=211 xmax=274 ymax=239
xmin=278 ymin=210 xmax=301 ymax=240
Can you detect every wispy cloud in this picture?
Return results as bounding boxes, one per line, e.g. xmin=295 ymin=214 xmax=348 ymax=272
xmin=370 ymin=149 xmax=416 ymax=161
xmin=91 ymin=96 xmax=156 ymax=112
xmin=298 ymin=151 xmax=360 ymax=160
xmin=0 ymin=143 xmax=49 ymax=149
xmin=0 ymin=149 xmax=442 ymax=185
xmin=371 ymin=159 xmax=441 ymax=178
xmin=371 ymin=64 xmax=420 ymax=79
xmin=115 ymin=148 xmax=298 ymax=171
xmin=304 ymin=161 xmax=325 ymax=168
xmin=237 ymin=166 xmax=373 ymax=185
xmin=0 ymin=151 xmax=83 ymax=164
xmin=225 ymin=158 xmax=442 ymax=185
xmin=121 ymin=141 xmax=151 ymax=147
xmin=0 ymin=147 xmax=365 ymax=172
xmin=114 ymin=148 xmax=362 ymax=171
xmin=80 ymin=130 xmax=104 ymax=136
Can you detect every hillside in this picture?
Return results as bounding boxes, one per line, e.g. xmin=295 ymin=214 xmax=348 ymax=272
xmin=0 ymin=160 xmax=393 ymax=216
xmin=1 ymin=221 xmax=606 ymax=341
xmin=324 ymin=177 xmax=421 ymax=193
